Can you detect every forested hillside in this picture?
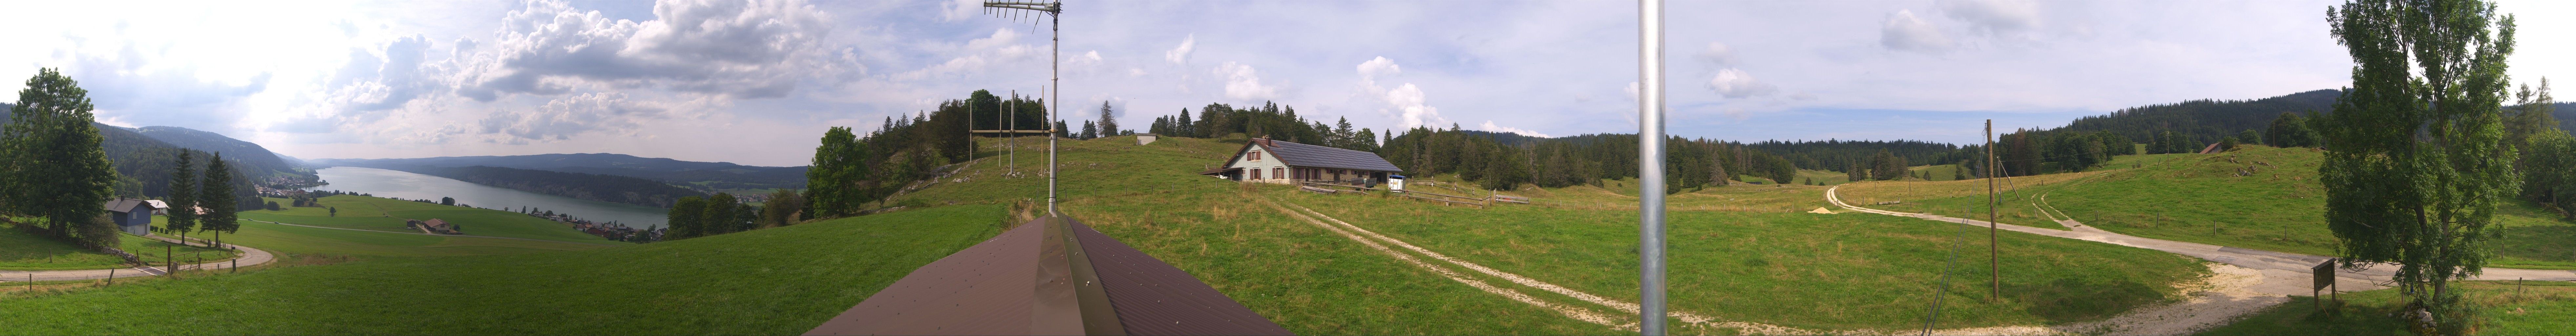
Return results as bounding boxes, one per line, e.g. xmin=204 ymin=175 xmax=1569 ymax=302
xmin=411 ymin=166 xmax=707 ymax=208
xmin=3 ymin=103 xmax=264 ymax=210
xmin=133 ymin=126 xmax=305 ymax=180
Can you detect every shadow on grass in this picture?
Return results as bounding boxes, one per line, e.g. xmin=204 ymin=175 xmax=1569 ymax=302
xmin=2005 ymin=277 xmax=2167 ymax=324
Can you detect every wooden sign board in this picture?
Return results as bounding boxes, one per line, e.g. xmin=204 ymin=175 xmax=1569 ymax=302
xmin=2311 ymin=259 xmax=2336 ymax=290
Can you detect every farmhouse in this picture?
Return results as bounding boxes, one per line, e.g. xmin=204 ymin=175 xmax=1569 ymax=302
xmin=1199 ymin=136 xmax=1401 ymax=186
xmin=102 ymin=198 xmax=164 ymax=236
xmin=407 ymin=219 xmax=462 ymax=235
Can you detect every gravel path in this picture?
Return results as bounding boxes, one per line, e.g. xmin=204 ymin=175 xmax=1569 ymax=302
xmin=1824 ymin=186 xmax=2576 ymax=335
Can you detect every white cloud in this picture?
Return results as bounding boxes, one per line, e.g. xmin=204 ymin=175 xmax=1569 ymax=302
xmin=1164 ymin=34 xmax=1195 ymax=64
xmin=1358 ymin=56 xmax=1401 ymax=78
xmin=456 ymin=0 xmax=841 ymax=101
xmin=1478 ymin=120 xmax=1552 ymax=137
xmin=1357 ymin=57 xmax=1448 ymax=130
xmin=1216 ymin=61 xmax=1277 ymax=101
xmin=1696 ymin=41 xmax=1739 ymax=66
xmin=1068 ymin=50 xmax=1102 ymax=67
xmin=1939 ymin=0 xmax=2041 ymax=36
xmin=1881 ymin=9 xmax=1952 ymax=52
xmin=1707 ymin=68 xmax=1774 ymax=98
xmin=475 ymin=92 xmax=684 ymax=143
xmin=938 ymin=0 xmax=980 ymax=22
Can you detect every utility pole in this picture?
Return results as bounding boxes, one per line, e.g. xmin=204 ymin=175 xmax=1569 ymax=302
xmin=1637 ymin=0 xmax=1668 ymax=334
xmin=1986 ymin=119 xmax=1999 ymax=300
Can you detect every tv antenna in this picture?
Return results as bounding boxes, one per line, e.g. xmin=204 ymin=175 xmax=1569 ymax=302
xmin=981 ymin=0 xmax=1062 ymax=216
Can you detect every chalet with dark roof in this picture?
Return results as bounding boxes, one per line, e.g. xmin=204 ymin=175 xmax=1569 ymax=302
xmin=1200 ymin=136 xmax=1401 ymax=186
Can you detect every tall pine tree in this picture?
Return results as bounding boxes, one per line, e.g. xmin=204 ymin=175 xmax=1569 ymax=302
xmin=166 ymin=151 xmax=198 ymax=246
xmin=198 ymin=152 xmax=239 ymax=247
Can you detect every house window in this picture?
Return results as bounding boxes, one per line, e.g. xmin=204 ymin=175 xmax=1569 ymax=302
xmin=1273 ymin=168 xmax=1283 ymax=180
xmin=1248 ymin=151 xmax=1261 ymax=161
xmin=1251 ymin=169 xmax=1261 ymax=180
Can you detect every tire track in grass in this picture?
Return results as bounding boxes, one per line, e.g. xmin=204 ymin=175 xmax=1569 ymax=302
xmin=1252 ymin=199 xmax=1631 ymax=329
xmin=1272 ymin=200 xmax=1841 ymax=334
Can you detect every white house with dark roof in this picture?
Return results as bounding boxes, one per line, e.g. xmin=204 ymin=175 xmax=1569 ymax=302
xmin=1200 ymin=136 xmax=1403 ymax=186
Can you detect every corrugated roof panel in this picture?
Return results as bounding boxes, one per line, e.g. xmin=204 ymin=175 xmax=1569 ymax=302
xmin=1259 ymin=139 xmax=1401 ymax=172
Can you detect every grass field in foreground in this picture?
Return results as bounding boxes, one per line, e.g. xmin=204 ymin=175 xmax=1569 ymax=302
xmin=2200 ymin=280 xmax=2576 ymax=335
xmin=239 ymin=195 xmax=621 ymax=245
xmin=0 ymin=220 xmax=239 ymax=270
xmin=1837 ymin=146 xmax=2576 ymax=270
xmin=0 ymin=204 xmax=1011 ymax=335
xmin=1276 ymin=186 xmax=2208 ymax=331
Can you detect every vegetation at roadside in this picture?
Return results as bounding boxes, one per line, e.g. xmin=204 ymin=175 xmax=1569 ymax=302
xmin=1 ymin=219 xmax=237 ymax=271
xmin=2201 ymin=280 xmax=2576 ymax=335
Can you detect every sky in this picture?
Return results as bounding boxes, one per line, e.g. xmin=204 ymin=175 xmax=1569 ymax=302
xmin=0 ymin=0 xmax=2567 ymax=167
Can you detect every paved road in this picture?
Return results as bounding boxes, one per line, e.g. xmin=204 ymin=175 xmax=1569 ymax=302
xmin=0 ymin=234 xmax=276 ymax=282
xmin=1824 ymin=186 xmax=2576 ymax=297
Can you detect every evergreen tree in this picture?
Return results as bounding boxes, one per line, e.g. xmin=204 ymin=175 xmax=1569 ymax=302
xmin=165 ymin=151 xmax=198 ymax=244
xmin=1 ymin=68 xmax=119 ymax=248
xmin=1097 ymin=101 xmax=1119 ymax=137
xmin=1080 ymin=120 xmax=1098 ymax=139
xmin=198 ymin=152 xmax=239 ymax=245
xmin=2321 ymin=0 xmax=2518 ymax=330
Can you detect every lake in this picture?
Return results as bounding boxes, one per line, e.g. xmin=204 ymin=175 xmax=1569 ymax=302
xmin=302 ymin=167 xmax=668 ymax=227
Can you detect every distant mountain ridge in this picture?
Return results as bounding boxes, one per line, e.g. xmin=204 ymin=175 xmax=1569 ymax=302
xmin=311 ymin=153 xmax=808 ymax=191
xmin=130 ymin=126 xmax=303 ymax=179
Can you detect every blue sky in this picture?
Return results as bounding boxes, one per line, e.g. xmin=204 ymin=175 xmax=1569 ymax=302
xmin=0 ymin=0 xmax=2567 ymax=166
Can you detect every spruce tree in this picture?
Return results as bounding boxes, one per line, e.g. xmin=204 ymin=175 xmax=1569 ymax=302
xmin=198 ymin=153 xmax=239 ymax=246
xmin=167 ymin=151 xmax=198 ymax=245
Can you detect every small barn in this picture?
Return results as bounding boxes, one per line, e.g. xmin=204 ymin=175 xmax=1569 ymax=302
xmin=145 ymin=200 xmax=170 ymax=215
xmin=408 ymin=219 xmax=461 ymax=235
xmin=103 ymin=198 xmax=159 ymax=236
xmin=1199 ymin=136 xmax=1402 ymax=186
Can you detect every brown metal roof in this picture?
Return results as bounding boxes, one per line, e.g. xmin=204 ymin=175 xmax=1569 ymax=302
xmin=805 ymin=217 xmax=1289 ymax=336
xmin=1073 ymin=221 xmax=1291 ymax=335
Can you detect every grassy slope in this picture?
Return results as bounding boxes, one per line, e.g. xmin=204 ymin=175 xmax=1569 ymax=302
xmin=1284 ymin=185 xmax=2206 ymax=330
xmin=7 ymin=135 xmax=2219 ymax=334
xmin=923 ymin=136 xmax=2207 ymax=331
xmin=239 ymin=195 xmax=621 ymax=245
xmin=0 ymin=205 xmax=1012 ymax=335
xmin=0 ymin=219 xmax=238 ymax=270
xmin=2201 ymin=280 xmax=2576 ymax=335
xmin=1846 ymin=147 xmax=2576 ymax=269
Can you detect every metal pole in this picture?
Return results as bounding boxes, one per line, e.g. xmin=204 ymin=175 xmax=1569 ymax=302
xmin=1012 ymin=89 xmax=1018 ymax=175
xmin=1048 ymin=8 xmax=1059 ymax=217
xmin=1637 ymin=0 xmax=1667 ymax=334
xmin=1986 ymin=120 xmax=1999 ymax=300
